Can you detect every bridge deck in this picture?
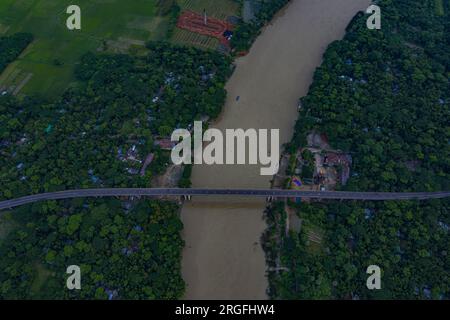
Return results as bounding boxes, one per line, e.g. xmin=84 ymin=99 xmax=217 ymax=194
xmin=0 ymin=188 xmax=449 ymax=211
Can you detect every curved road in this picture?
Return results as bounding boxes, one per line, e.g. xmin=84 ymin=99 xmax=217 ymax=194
xmin=0 ymin=188 xmax=449 ymax=211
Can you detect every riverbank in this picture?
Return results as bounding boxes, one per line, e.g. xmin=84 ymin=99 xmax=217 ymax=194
xmin=181 ymin=0 xmax=372 ymax=299
xmin=265 ymin=0 xmax=450 ymax=299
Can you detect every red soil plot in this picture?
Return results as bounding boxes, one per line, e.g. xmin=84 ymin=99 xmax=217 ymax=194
xmin=177 ymin=11 xmax=234 ymax=46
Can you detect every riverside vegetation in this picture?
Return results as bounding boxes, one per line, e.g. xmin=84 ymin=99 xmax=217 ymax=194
xmin=0 ymin=40 xmax=232 ymax=299
xmin=265 ymin=0 xmax=449 ymax=299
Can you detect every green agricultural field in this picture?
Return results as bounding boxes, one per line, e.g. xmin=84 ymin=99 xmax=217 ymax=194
xmin=178 ymin=0 xmax=240 ymax=20
xmin=0 ymin=0 xmax=169 ymax=97
xmin=171 ymin=28 xmax=220 ymax=50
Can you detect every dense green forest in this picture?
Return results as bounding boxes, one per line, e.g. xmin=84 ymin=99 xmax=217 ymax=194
xmin=0 ymin=42 xmax=232 ymax=299
xmin=266 ymin=0 xmax=449 ymax=299
xmin=1 ymin=42 xmax=231 ymax=199
xmin=0 ymin=33 xmax=33 ymax=74
xmin=0 ymin=199 xmax=183 ymax=299
xmin=231 ymin=0 xmax=291 ymax=52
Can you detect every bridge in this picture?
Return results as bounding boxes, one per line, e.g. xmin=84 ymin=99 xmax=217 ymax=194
xmin=0 ymin=188 xmax=449 ymax=211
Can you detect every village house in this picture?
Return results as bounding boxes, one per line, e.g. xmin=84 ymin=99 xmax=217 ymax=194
xmin=323 ymin=152 xmax=352 ymax=185
xmin=0 ymin=140 xmax=11 ymax=157
xmin=126 ymin=167 xmax=139 ymax=175
xmin=152 ymin=86 xmax=165 ymax=103
xmin=125 ymin=145 xmax=142 ymax=163
xmin=324 ymin=153 xmax=352 ymax=166
xmin=117 ymin=147 xmax=125 ymax=161
xmin=16 ymin=135 xmax=27 ymax=145
xmin=154 ymin=138 xmax=176 ymax=150
xmin=88 ymin=169 xmax=100 ymax=184
xmin=164 ymin=72 xmax=176 ymax=85
xmin=199 ymin=65 xmax=216 ymax=82
xmin=0 ymin=140 xmax=11 ymax=148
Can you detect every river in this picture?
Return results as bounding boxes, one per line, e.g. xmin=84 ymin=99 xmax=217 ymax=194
xmin=181 ymin=0 xmax=371 ymax=299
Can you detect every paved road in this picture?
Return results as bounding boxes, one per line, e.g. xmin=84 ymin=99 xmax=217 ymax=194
xmin=0 ymin=188 xmax=449 ymax=211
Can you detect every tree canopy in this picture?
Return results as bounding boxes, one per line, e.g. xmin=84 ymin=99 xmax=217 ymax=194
xmin=0 ymin=41 xmax=232 ymax=299
xmin=267 ymin=0 xmax=449 ymax=300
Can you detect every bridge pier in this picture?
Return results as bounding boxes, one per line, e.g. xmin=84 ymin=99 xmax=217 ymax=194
xmin=182 ymin=195 xmax=192 ymax=201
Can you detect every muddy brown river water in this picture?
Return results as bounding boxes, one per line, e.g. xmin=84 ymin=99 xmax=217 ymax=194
xmin=181 ymin=0 xmax=371 ymax=299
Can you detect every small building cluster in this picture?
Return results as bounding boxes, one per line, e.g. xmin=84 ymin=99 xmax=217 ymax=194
xmin=117 ymin=143 xmax=154 ymax=176
xmin=151 ymin=72 xmax=182 ymax=104
xmin=199 ymin=65 xmax=216 ymax=82
xmin=87 ymin=169 xmax=101 ymax=184
xmin=154 ymin=138 xmax=176 ymax=150
xmin=323 ymin=152 xmax=353 ymax=186
xmin=287 ymin=132 xmax=353 ymax=194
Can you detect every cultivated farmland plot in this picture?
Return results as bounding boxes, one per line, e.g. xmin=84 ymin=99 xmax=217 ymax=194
xmin=178 ymin=0 xmax=240 ymax=20
xmin=0 ymin=0 xmax=169 ymax=97
xmin=171 ymin=28 xmax=219 ymax=50
xmin=171 ymin=0 xmax=240 ymax=50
